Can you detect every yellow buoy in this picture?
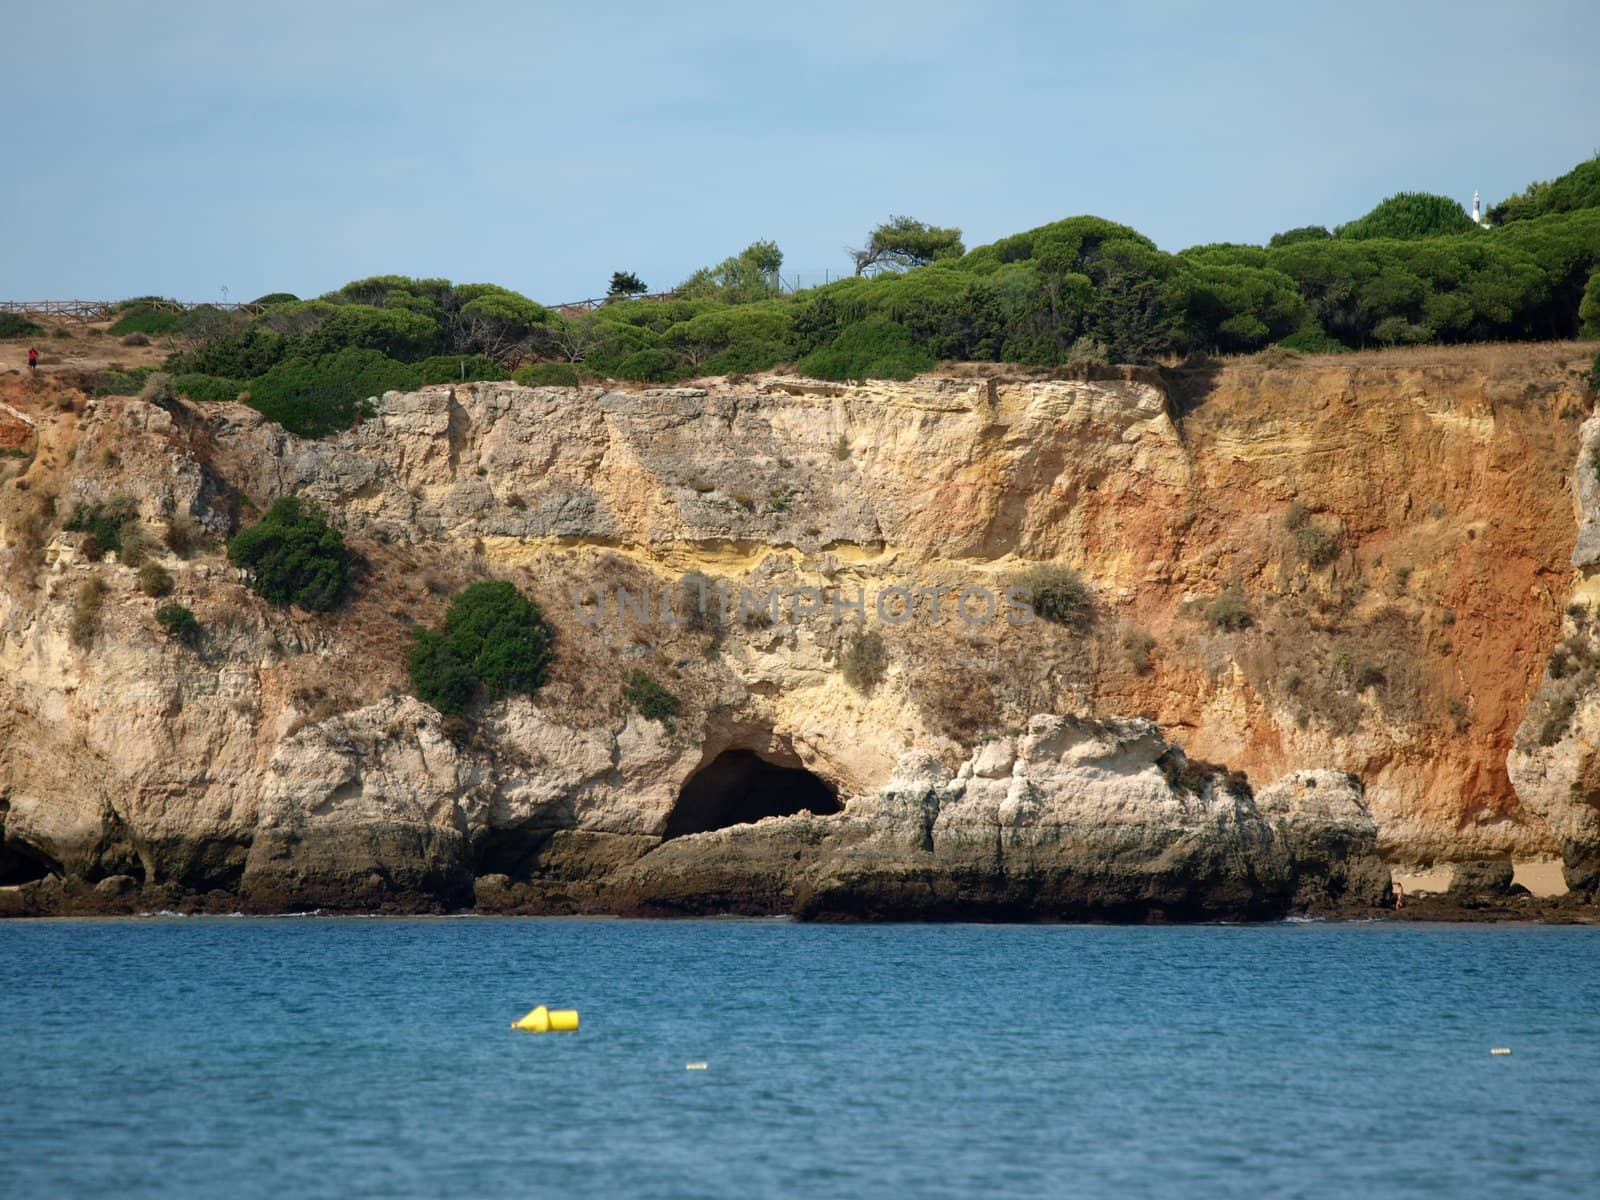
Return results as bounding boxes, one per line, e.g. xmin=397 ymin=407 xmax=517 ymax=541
xmin=1490 ymin=1047 xmax=1512 ymax=1056
xmin=511 ymin=1005 xmax=580 ymax=1033
xmin=685 ymin=1061 xmax=708 ymax=1070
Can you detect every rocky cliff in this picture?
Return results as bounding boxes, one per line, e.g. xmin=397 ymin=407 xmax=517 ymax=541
xmin=1 ymin=343 xmax=1595 ymax=918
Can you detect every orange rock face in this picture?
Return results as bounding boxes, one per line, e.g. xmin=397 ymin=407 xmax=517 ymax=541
xmin=1078 ymin=347 xmax=1589 ymax=862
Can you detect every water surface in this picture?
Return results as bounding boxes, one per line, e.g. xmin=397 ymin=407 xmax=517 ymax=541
xmin=3 ymin=918 xmax=1596 ymax=1198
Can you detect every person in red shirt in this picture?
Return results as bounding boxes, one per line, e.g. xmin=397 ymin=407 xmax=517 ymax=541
xmin=27 ymin=346 xmax=38 ymax=374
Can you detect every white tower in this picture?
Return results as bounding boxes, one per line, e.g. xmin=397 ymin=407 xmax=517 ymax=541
xmin=1471 ymin=191 xmax=1484 ymax=226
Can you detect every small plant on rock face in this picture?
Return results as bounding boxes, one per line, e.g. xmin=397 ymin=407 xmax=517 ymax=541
xmin=840 ymin=628 xmax=888 ymax=690
xmin=1122 ymin=628 xmax=1157 ymax=674
xmin=138 ymin=372 xmax=177 ymax=405
xmin=163 ymin=514 xmax=201 ymax=558
xmin=156 ymin=602 xmax=200 ymax=647
xmin=623 ymin=670 xmax=680 ymax=727
xmin=1205 ymin=590 xmax=1251 ymax=632
xmin=1538 ymin=691 xmax=1578 ymax=747
xmin=70 ymin=578 xmax=106 ymax=646
xmin=117 ymin=518 xmax=157 ymax=567
xmin=64 ymin=498 xmax=138 ymax=560
xmin=138 ymin=560 xmax=174 ymax=597
xmin=1294 ymin=521 xmax=1339 ymax=568
xmin=1021 ymin=565 xmax=1094 ymax=633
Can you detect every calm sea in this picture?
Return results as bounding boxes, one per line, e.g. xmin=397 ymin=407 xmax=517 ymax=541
xmin=3 ymin=918 xmax=1597 ymax=1198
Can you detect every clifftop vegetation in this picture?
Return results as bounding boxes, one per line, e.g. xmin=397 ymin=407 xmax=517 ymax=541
xmin=116 ymin=154 xmax=1600 ymax=436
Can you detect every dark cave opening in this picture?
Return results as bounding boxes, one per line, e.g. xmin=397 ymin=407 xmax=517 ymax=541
xmin=664 ymin=749 xmax=841 ymax=839
xmin=0 ymin=838 xmax=54 ymax=887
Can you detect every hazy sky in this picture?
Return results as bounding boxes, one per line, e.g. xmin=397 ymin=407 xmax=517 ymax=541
xmin=4 ymin=0 xmax=1597 ymax=304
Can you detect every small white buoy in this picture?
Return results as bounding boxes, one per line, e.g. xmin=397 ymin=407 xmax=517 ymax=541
xmin=685 ymin=1061 xmax=708 ymax=1070
xmin=1490 ymin=1047 xmax=1512 ymax=1056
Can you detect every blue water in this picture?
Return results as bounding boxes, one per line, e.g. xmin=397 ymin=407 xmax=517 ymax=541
xmin=3 ymin=919 xmax=1597 ymax=1199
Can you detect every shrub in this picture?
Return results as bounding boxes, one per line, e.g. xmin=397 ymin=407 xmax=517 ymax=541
xmin=226 ymin=496 xmax=349 ymax=611
xmin=155 ymin=602 xmax=200 ymax=646
xmin=1205 ymin=590 xmax=1252 ymax=631
xmin=138 ymin=372 xmax=177 ymax=405
xmin=840 ymin=628 xmax=888 ymax=689
xmin=65 ymin=498 xmax=138 ymax=559
xmin=1285 ymin=501 xmax=1307 ymax=530
xmin=1294 ymin=522 xmax=1340 ymax=568
xmin=120 ymin=332 xmax=150 ymax=346
xmin=116 ymin=518 xmax=157 ymax=567
xmin=70 ymin=578 xmax=106 ymax=646
xmin=107 ymin=304 xmax=183 ymax=337
xmin=415 ymin=354 xmax=507 ymax=384
xmin=409 ymin=581 xmax=555 ymax=717
xmin=174 ymin=373 xmax=245 ymax=403
xmin=163 ymin=514 xmax=202 ymax=558
xmin=677 ymin=573 xmax=721 ymax=632
xmin=798 ymin=319 xmax=935 ymax=381
xmin=0 ymin=313 xmax=42 ymax=338
xmin=408 ymin=630 xmax=476 ymax=718
xmin=246 ymin=348 xmax=420 ymax=437
xmin=1538 ymin=692 xmax=1578 ymax=747
xmin=88 ymin=366 xmax=159 ymax=397
xmin=623 ymin=670 xmax=680 ymax=725
xmin=514 ymin=362 xmax=581 ymax=387
xmin=1353 ymin=662 xmax=1386 ymax=691
xmin=1123 ymin=628 xmax=1157 ymax=674
xmin=613 ymin=348 xmax=682 ymax=382
xmin=1276 ymin=327 xmax=1347 ymax=353
xmin=1021 ymin=565 xmax=1094 ymax=632
xmin=138 ymin=561 xmax=174 ymax=597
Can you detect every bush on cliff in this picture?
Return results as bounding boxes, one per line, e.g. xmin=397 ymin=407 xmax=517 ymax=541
xmin=514 ymin=362 xmax=581 ymax=387
xmin=226 ymin=496 xmax=349 ymax=611
xmin=156 ymin=602 xmax=200 ymax=647
xmin=1021 ymin=565 xmax=1094 ymax=633
xmin=246 ymin=348 xmax=419 ymax=437
xmin=839 ymin=628 xmax=888 ymax=690
xmin=415 ymin=354 xmax=507 ymax=384
xmin=623 ymin=670 xmax=679 ymax=726
xmin=409 ymin=581 xmax=554 ymax=717
xmin=107 ymin=302 xmax=184 ymax=338
xmin=798 ymin=319 xmax=934 ymax=381
xmin=0 ymin=313 xmax=42 ymax=338
xmin=65 ymin=498 xmax=138 ymax=561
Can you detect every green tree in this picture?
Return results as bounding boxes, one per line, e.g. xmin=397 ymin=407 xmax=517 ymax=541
xmin=226 ymin=496 xmax=350 ymax=611
xmin=850 ymin=215 xmax=965 ymax=276
xmin=449 ymin=285 xmax=554 ymax=363
xmin=1335 ymin=192 xmax=1478 ymax=240
xmin=1268 ymin=225 xmax=1332 ymax=247
xmin=606 ymin=271 xmax=648 ymax=298
xmin=677 ymin=241 xmax=785 ymax=304
xmin=1581 ymin=269 xmax=1600 ymax=338
xmin=1488 ymin=155 xmax=1600 ymax=225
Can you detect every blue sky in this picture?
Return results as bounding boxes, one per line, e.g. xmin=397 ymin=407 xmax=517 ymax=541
xmin=4 ymin=0 xmax=1597 ymax=305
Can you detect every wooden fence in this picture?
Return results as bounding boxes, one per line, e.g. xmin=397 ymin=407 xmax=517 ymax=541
xmin=0 ymin=299 xmax=267 ymax=322
xmin=546 ymin=290 xmax=682 ymax=315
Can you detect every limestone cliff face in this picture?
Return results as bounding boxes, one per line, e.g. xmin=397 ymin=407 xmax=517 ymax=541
xmin=0 ymin=344 xmax=1593 ymax=916
xmin=1509 ymin=410 xmax=1600 ymax=899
